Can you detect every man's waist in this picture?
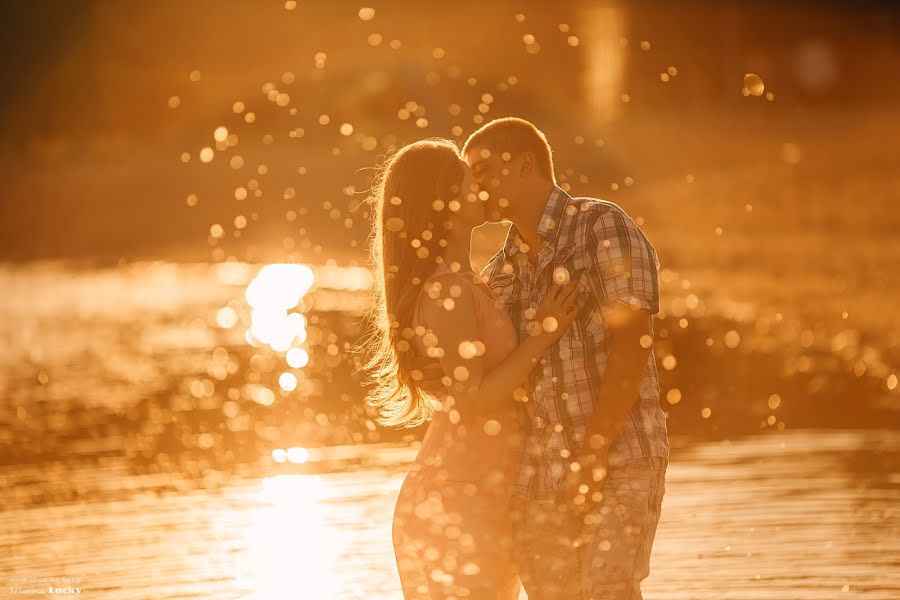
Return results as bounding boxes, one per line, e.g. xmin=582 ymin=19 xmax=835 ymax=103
xmin=523 ymin=391 xmax=662 ymax=426
xmin=520 ymin=424 xmax=669 ymax=458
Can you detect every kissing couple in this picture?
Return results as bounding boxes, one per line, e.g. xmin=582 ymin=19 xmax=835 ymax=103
xmin=362 ymin=117 xmax=670 ymax=599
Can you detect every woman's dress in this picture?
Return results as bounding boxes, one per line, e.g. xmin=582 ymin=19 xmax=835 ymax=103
xmin=392 ymin=269 xmax=523 ymax=599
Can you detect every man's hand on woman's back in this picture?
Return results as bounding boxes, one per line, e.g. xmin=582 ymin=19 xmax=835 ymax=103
xmin=410 ymin=354 xmax=449 ymax=398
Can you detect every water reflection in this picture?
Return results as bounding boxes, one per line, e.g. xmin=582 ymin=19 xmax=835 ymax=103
xmin=0 ymin=432 xmax=896 ymax=598
xmin=245 ymin=263 xmax=315 ymax=352
xmin=271 ymin=447 xmax=310 ymax=464
xmin=237 ymin=474 xmax=337 ymax=599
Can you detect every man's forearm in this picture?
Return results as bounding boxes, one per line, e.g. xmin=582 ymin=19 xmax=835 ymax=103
xmin=579 ymin=312 xmax=653 ymax=457
xmin=581 ymin=350 xmax=649 ymax=451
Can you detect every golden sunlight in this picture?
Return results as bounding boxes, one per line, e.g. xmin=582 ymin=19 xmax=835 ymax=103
xmin=236 ymin=475 xmax=337 ymax=599
xmin=245 ymin=264 xmax=314 ymax=351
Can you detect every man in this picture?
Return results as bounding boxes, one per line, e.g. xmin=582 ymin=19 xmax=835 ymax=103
xmin=461 ymin=117 xmax=670 ymax=599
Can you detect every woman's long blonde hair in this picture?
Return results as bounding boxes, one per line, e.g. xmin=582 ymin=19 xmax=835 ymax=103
xmin=359 ymin=139 xmax=466 ymax=427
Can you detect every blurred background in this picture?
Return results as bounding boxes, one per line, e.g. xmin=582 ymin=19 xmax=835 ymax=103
xmin=1 ymin=1 xmax=898 ymax=598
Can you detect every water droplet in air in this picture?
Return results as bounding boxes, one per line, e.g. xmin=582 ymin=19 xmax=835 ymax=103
xmin=484 ymin=420 xmax=502 ymax=435
xmin=459 ymin=341 xmax=477 ymax=359
xmin=553 ymin=267 xmax=570 ymax=285
xmin=724 ymin=330 xmax=741 ymax=348
xmin=453 ymin=366 xmax=469 ymax=382
xmin=743 ymin=73 xmax=765 ymax=96
xmin=542 ymin=317 xmax=558 ymax=332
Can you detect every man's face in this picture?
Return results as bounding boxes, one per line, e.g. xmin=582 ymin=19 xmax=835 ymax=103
xmin=452 ymin=161 xmax=485 ymax=227
xmin=465 ymin=144 xmax=521 ymax=223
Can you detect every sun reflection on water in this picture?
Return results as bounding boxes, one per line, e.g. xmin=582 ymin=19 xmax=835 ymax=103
xmin=237 ymin=474 xmax=337 ymax=599
xmin=245 ymin=264 xmax=315 ymax=352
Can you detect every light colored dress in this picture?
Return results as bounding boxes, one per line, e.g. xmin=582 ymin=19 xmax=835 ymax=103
xmin=392 ymin=268 xmax=523 ymax=599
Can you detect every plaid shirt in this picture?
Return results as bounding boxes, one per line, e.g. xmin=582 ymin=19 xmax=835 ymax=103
xmin=481 ymin=185 xmax=670 ymax=502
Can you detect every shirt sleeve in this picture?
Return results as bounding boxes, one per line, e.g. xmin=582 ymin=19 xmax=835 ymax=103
xmin=585 ymin=207 xmax=661 ymax=317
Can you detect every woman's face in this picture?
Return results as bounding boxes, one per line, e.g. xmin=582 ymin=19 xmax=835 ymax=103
xmin=449 ymin=161 xmax=485 ymax=227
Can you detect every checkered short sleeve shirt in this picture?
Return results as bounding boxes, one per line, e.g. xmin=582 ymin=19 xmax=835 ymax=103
xmin=481 ymin=185 xmax=670 ymax=502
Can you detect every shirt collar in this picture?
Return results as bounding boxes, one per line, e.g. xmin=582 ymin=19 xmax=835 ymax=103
xmin=502 ymin=185 xmax=570 ymax=257
xmin=537 ymin=184 xmax=568 ymax=242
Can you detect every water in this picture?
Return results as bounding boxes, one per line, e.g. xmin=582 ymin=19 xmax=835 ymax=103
xmin=2 ymin=431 xmax=898 ymax=599
xmin=1 ymin=260 xmax=898 ymax=598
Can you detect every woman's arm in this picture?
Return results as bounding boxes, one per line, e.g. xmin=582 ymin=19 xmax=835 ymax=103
xmin=417 ymin=275 xmax=577 ymax=419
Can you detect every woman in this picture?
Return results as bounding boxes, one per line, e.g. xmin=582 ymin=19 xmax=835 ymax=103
xmin=361 ymin=138 xmax=579 ymax=599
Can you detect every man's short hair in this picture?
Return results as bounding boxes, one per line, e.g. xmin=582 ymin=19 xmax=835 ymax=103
xmin=462 ymin=117 xmax=555 ymax=182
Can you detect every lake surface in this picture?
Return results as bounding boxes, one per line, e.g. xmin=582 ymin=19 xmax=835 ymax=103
xmin=1 ymin=260 xmax=898 ymax=599
xmin=2 ymin=430 xmax=898 ymax=599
